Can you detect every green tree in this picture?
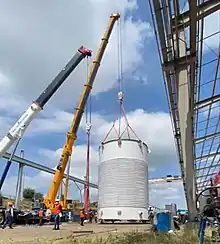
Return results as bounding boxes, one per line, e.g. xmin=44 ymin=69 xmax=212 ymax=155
xmin=23 ymin=188 xmax=35 ymax=200
xmin=34 ymin=192 xmax=43 ymax=201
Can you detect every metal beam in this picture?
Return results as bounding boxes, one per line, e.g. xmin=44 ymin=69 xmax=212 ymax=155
xmin=197 ymin=162 xmax=220 ymax=172
xmin=195 ymin=132 xmax=220 ymax=144
xmin=162 ymin=53 xmax=196 ymax=71
xmin=150 ymin=0 xmax=220 ymax=213
xmin=196 ymin=152 xmax=220 ymax=161
xmin=3 ymin=153 xmax=98 ymax=189
xmin=197 ymin=175 xmax=220 ymax=187
xmin=176 ymin=29 xmax=197 ymax=220
xmin=152 ymin=0 xmax=168 ymax=60
xmin=194 ymin=94 xmax=220 ymax=110
xmin=173 ymin=0 xmax=220 ymax=29
xmin=150 ymin=0 xmax=191 ymax=212
xmin=197 ymin=171 xmax=219 ymax=179
xmin=197 ymin=180 xmax=210 ymax=186
xmin=197 ymin=177 xmax=214 ymax=187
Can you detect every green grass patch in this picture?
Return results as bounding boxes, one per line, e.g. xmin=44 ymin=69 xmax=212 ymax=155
xmin=73 ymin=230 xmax=199 ymax=244
xmin=14 ymin=228 xmax=214 ymax=244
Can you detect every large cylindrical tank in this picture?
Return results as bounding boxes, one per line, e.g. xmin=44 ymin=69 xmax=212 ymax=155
xmin=98 ymin=139 xmax=149 ymax=221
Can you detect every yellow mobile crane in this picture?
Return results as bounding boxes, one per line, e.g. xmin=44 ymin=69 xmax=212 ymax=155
xmin=43 ymin=13 xmax=120 ymax=209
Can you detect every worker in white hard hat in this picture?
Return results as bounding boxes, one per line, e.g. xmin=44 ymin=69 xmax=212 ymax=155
xmin=2 ymin=202 xmax=14 ymax=229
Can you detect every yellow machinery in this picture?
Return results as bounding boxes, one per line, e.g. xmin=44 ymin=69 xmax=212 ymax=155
xmin=43 ymin=13 xmax=120 ymax=210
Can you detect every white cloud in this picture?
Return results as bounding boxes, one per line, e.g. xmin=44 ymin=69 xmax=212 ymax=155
xmin=182 ymin=2 xmax=220 ymax=52
xmin=2 ymin=108 xmax=179 ymax=206
xmin=37 ymin=144 xmax=98 ymax=181
xmin=24 ymin=108 xmax=177 ymax=168
xmin=203 ymin=10 xmax=220 ymax=51
xmin=2 ymin=165 xmax=98 ymax=202
xmin=0 ymin=116 xmax=13 ymax=139
xmin=149 ymin=182 xmax=186 ymax=209
xmin=0 ymin=0 xmax=152 ymax=109
xmin=201 ymin=101 xmax=220 ymax=118
xmin=3 ymin=173 xmax=186 ymax=208
xmin=0 ymin=1 xmax=182 ymax=207
xmin=0 ymin=0 xmax=153 ymax=147
xmin=2 ymin=103 xmax=177 ymax=171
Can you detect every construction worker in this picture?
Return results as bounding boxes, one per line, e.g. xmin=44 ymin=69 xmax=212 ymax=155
xmin=80 ymin=208 xmax=85 ymax=226
xmin=138 ymin=211 xmax=143 ymax=223
xmin=2 ymin=202 xmax=14 ymax=229
xmin=38 ymin=208 xmax=44 ymax=226
xmin=94 ymin=211 xmax=98 ymax=223
xmin=53 ymin=201 xmax=62 ymax=230
xmin=89 ymin=209 xmax=93 ymax=223
xmin=148 ymin=208 xmax=155 ymax=225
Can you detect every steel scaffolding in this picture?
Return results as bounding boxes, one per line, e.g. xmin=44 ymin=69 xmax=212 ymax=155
xmin=149 ymin=0 xmax=220 ymax=220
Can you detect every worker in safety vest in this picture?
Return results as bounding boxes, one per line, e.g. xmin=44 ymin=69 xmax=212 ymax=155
xmin=2 ymin=202 xmax=14 ymax=229
xmin=53 ymin=201 xmax=62 ymax=230
xmin=80 ymin=208 xmax=85 ymax=226
xmin=38 ymin=208 xmax=44 ymax=226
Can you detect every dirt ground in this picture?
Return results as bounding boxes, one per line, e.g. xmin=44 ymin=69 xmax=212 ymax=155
xmin=0 ymin=222 xmax=151 ymax=243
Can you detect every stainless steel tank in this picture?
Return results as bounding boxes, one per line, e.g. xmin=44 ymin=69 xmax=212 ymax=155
xmin=98 ymin=138 xmax=149 ymax=221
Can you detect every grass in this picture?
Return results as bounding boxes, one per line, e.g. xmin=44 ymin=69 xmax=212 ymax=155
xmin=12 ymin=227 xmax=214 ymax=244
xmin=72 ymin=229 xmax=208 ymax=244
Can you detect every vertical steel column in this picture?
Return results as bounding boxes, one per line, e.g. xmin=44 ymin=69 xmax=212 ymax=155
xmin=176 ymin=31 xmax=197 ymax=220
xmin=74 ymin=181 xmax=83 ymax=205
xmin=15 ymin=152 xmax=24 ymax=210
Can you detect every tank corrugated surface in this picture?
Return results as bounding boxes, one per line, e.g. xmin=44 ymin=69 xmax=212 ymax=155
xmin=98 ymin=139 xmax=149 ymax=221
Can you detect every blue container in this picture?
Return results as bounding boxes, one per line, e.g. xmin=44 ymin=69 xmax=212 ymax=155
xmin=72 ymin=213 xmax=80 ymax=222
xmin=156 ymin=212 xmax=171 ymax=232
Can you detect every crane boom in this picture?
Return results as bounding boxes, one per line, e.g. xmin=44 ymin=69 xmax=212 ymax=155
xmin=0 ymin=46 xmax=92 ymax=158
xmin=44 ymin=13 xmax=120 ymax=208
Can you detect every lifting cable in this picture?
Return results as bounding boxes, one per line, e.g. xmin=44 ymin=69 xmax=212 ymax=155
xmin=85 ymin=57 xmax=92 ymax=210
xmin=85 ymin=56 xmax=92 ymax=130
xmin=102 ymin=18 xmax=140 ymax=144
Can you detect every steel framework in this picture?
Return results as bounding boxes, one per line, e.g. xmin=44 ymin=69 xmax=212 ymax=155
xmin=149 ymin=0 xmax=220 ymax=220
xmin=3 ymin=152 xmax=98 ymax=188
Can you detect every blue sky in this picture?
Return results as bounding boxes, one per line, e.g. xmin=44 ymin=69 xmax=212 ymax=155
xmin=0 ymin=0 xmax=218 ymax=209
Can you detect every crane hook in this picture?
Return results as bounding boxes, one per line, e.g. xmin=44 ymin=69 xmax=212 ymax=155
xmin=85 ymin=123 xmax=92 ymax=134
xmin=118 ymin=91 xmax=123 ymax=103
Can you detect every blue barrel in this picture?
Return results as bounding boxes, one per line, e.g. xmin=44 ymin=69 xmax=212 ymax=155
xmin=72 ymin=212 xmax=80 ymax=222
xmin=156 ymin=212 xmax=171 ymax=232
